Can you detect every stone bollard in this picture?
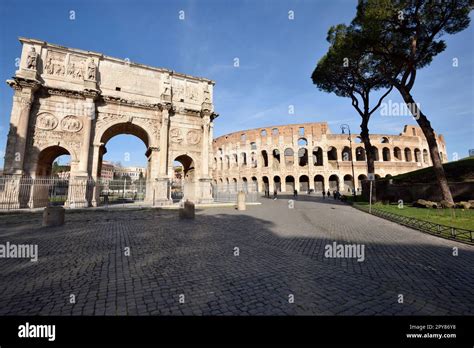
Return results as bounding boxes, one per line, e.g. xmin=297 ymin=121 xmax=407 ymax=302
xmin=179 ymin=200 xmax=195 ymax=219
xmin=42 ymin=206 xmax=65 ymax=227
xmin=237 ymin=191 xmax=246 ymax=211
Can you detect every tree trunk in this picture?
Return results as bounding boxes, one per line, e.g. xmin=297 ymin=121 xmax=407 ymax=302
xmin=360 ymin=116 xmax=375 ymax=175
xmin=398 ymin=87 xmax=454 ymax=204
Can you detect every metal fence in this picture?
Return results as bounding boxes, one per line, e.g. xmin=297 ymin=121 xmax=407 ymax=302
xmin=0 ymin=175 xmax=262 ymax=209
xmin=354 ymin=204 xmax=473 ymax=244
xmin=0 ymin=176 xmax=147 ymax=210
xmin=212 ymin=182 xmax=259 ymax=203
xmin=98 ymin=179 xmax=146 ymax=205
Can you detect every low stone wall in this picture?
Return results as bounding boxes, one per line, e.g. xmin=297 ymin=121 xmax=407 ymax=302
xmin=361 ymin=180 xmax=474 ymax=203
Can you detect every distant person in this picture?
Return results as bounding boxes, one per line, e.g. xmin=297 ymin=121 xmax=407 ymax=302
xmin=333 ymin=190 xmax=337 ymax=199
xmin=327 ymin=190 xmax=331 ymax=198
xmin=322 ymin=190 xmax=326 ymax=199
xmin=273 ymin=189 xmax=278 ymax=200
xmin=293 ymin=189 xmax=298 ymax=198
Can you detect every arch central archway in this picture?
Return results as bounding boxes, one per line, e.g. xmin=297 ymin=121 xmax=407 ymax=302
xmin=100 ymin=122 xmax=150 ymax=148
xmin=96 ymin=122 xmax=152 ymax=206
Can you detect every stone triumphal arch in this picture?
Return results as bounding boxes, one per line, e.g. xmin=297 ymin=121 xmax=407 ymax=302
xmin=2 ymin=38 xmax=217 ymax=208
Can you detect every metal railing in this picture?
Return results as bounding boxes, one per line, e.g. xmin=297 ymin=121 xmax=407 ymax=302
xmin=212 ymin=182 xmax=259 ymax=203
xmin=353 ymin=204 xmax=473 ymax=244
xmin=0 ymin=175 xmax=147 ymax=210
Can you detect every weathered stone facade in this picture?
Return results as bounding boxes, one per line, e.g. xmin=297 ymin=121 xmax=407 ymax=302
xmin=2 ymin=38 xmax=217 ymax=207
xmin=212 ymin=122 xmax=447 ymax=194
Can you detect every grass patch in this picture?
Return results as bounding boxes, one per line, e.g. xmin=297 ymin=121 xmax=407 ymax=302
xmin=355 ymin=202 xmax=474 ymax=231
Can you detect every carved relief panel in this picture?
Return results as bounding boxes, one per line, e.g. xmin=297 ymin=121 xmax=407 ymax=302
xmin=66 ymin=55 xmax=86 ymax=80
xmin=186 ymin=82 xmax=200 ymax=102
xmin=44 ymin=51 xmax=66 ymax=77
xmin=61 ymin=115 xmax=83 ymax=132
xmin=169 ymin=128 xmax=201 ymax=146
xmin=186 ymin=129 xmax=201 ymax=145
xmin=29 ymin=110 xmax=84 ymax=156
xmin=36 ymin=112 xmax=59 ymax=131
xmin=170 ymin=79 xmax=203 ymax=104
xmin=170 ymin=128 xmax=183 ymax=144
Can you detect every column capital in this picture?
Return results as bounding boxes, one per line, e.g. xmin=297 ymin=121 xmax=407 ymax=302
xmin=160 ymin=103 xmax=175 ymax=116
xmin=145 ymin=146 xmax=160 ymax=158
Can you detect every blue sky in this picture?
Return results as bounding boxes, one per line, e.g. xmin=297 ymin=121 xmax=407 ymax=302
xmin=0 ymin=0 xmax=473 ymax=167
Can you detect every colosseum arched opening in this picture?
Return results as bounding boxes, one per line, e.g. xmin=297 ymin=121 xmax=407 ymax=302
xmin=329 ymin=175 xmax=339 ymax=191
xmin=342 ymin=146 xmax=352 ymax=161
xmin=272 ymin=150 xmax=281 ymax=170
xmin=298 ymin=148 xmax=309 ymax=167
xmin=343 ymin=174 xmax=354 ymax=193
xmin=285 ymin=175 xmax=295 ymax=192
xmin=327 ymin=147 xmax=338 ymax=161
xmin=284 ymin=148 xmax=294 ymax=167
xmin=299 ymin=175 xmax=309 ymax=192
xmin=242 ymin=177 xmax=248 ymax=192
xmin=314 ymin=175 xmax=324 ymax=192
xmin=313 ymin=147 xmax=323 ymax=166
xmin=274 ymin=176 xmax=281 ymax=192
xmin=355 ymin=147 xmax=366 ymax=161
xmin=262 ymin=176 xmax=270 ymax=193
xmin=358 ymin=174 xmax=368 ymax=190
xmin=405 ymin=148 xmax=412 ymax=162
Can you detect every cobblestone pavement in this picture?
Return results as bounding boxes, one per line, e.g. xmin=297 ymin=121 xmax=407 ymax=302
xmin=0 ymin=196 xmax=473 ymax=316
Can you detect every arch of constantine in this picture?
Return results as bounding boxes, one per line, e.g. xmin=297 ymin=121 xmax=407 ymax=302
xmin=1 ymin=38 xmax=217 ymax=208
xmin=212 ymin=123 xmax=447 ymax=194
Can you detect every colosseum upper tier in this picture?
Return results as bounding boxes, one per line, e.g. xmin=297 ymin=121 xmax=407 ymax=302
xmin=212 ymin=122 xmax=447 ymax=194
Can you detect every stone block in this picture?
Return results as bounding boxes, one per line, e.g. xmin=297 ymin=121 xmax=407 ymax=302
xmin=457 ymin=201 xmax=471 ymax=210
xmin=237 ymin=191 xmax=246 ymax=211
xmin=179 ymin=200 xmax=195 ymax=219
xmin=413 ymin=199 xmax=437 ymax=208
xmin=440 ymin=200 xmax=454 ymax=209
xmin=42 ymin=206 xmax=65 ymax=227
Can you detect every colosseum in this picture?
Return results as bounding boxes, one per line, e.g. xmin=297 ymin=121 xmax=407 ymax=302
xmin=212 ymin=122 xmax=447 ymax=195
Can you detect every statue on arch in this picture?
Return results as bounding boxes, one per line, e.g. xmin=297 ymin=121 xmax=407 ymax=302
xmin=87 ymin=59 xmax=96 ymax=81
xmin=26 ymin=47 xmax=38 ymax=70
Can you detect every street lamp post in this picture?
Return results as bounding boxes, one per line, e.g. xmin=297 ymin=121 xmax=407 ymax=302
xmin=340 ymin=124 xmax=356 ymax=200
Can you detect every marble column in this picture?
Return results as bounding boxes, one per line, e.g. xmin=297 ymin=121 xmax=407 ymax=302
xmin=158 ymin=105 xmax=171 ymax=177
xmin=198 ymin=113 xmax=213 ymax=203
xmin=201 ymin=114 xmax=211 ymax=178
xmin=78 ymin=98 xmax=95 ymax=176
xmin=152 ymin=104 xmax=172 ymax=205
xmin=90 ymin=142 xmax=103 ymax=207
xmin=10 ymin=84 xmax=38 ymax=175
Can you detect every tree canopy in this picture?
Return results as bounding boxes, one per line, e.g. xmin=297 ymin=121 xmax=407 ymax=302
xmin=352 ymin=0 xmax=471 ymax=92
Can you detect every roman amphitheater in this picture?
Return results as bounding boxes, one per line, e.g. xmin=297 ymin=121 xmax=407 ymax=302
xmin=212 ymin=122 xmax=448 ymax=195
